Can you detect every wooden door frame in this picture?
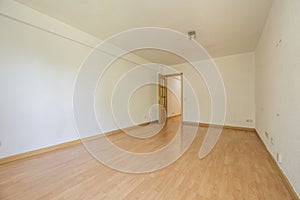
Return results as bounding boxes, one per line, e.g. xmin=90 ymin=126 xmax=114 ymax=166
xmin=158 ymin=73 xmax=183 ymax=123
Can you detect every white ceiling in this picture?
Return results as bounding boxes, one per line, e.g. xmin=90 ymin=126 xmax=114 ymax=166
xmin=15 ymin=0 xmax=273 ymax=65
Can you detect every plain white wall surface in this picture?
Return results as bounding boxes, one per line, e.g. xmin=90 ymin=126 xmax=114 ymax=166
xmin=1 ymin=1 xmax=299 ymax=197
xmin=0 ymin=15 xmax=85 ymax=158
xmin=0 ymin=1 xmax=256 ymax=160
xmin=255 ymin=0 xmax=300 ymax=196
xmin=167 ymin=76 xmax=181 ymax=117
xmin=0 ymin=2 xmax=156 ymax=158
xmin=95 ymin=62 xmax=158 ymax=133
xmin=170 ymin=52 xmax=255 ymax=128
xmin=215 ymin=53 xmax=255 ymax=127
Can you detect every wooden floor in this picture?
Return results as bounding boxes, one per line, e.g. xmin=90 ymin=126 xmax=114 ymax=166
xmin=0 ymin=117 xmax=292 ymax=199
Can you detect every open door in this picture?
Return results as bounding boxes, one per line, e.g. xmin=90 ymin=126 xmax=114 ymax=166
xmin=158 ymin=74 xmax=167 ymax=124
xmin=158 ymin=73 xmax=183 ymax=124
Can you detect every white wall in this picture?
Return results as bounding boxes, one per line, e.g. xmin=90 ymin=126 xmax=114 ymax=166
xmin=0 ymin=1 xmax=256 ymax=161
xmin=1 ymin=1 xmax=298 ymax=196
xmin=0 ymin=1 xmax=157 ymax=158
xmin=215 ymin=53 xmax=255 ymax=127
xmin=95 ymin=62 xmax=158 ymax=133
xmin=167 ymin=52 xmax=255 ymax=128
xmin=167 ymin=76 xmax=181 ymax=117
xmin=255 ymin=0 xmax=300 ymax=197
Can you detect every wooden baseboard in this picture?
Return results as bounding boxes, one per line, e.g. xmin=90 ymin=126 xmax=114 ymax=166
xmin=0 ymin=120 xmax=158 ymax=165
xmin=254 ymin=130 xmax=299 ymax=200
xmin=0 ymin=139 xmax=81 ymax=165
xmin=0 ymin=120 xmax=266 ymax=166
xmin=1 ymin=122 xmax=298 ymax=200
xmin=182 ymin=121 xmax=255 ymax=132
xmin=167 ymin=114 xmax=182 ymax=119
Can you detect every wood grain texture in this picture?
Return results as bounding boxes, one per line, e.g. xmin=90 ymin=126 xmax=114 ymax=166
xmin=255 ymin=131 xmax=299 ymax=200
xmin=0 ymin=121 xmax=155 ymax=165
xmin=0 ymin=117 xmax=293 ymax=199
xmin=183 ymin=121 xmax=256 ymax=132
xmin=0 ymin=140 xmax=81 ymax=165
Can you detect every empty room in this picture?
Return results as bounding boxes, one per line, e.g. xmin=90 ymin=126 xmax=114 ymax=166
xmin=0 ymin=0 xmax=299 ymax=199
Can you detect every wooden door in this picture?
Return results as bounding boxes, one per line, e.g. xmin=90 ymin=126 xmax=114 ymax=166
xmin=158 ymin=74 xmax=167 ymax=124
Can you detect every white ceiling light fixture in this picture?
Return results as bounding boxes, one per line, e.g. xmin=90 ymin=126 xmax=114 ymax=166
xmin=188 ymin=30 xmax=196 ymax=40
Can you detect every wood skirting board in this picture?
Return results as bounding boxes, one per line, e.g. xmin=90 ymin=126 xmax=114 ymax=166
xmin=0 ymin=139 xmax=81 ymax=165
xmin=0 ymin=121 xmax=254 ymax=165
xmin=167 ymin=114 xmax=182 ymax=118
xmin=0 ymin=121 xmax=153 ymax=165
xmin=254 ymin=130 xmax=299 ymax=200
xmin=0 ymin=121 xmax=298 ymax=200
xmin=182 ymin=121 xmax=256 ymax=132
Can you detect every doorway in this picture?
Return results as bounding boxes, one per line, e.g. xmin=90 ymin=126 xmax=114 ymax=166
xmin=158 ymin=73 xmax=183 ymax=124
